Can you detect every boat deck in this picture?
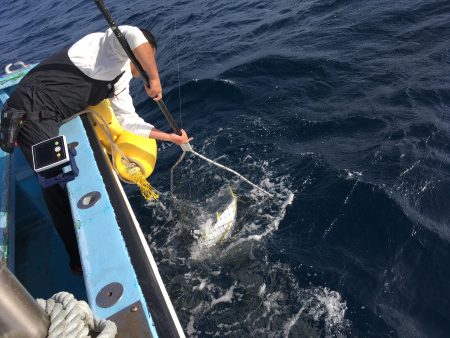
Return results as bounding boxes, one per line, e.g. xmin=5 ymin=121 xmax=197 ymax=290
xmin=0 ymin=65 xmax=185 ymax=337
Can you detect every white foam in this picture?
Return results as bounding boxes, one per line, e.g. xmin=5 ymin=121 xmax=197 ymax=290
xmin=306 ymin=287 xmax=349 ymax=336
xmin=258 ymin=283 xmax=266 ymax=297
xmin=185 ymin=301 xmax=206 ymax=336
xmin=345 ymin=169 xmax=362 ymax=180
xmin=224 ymin=189 xmax=294 ymax=250
xmin=193 ymin=278 xmax=208 ymax=291
xmin=176 ymin=259 xmax=351 ymax=337
xmin=145 ymin=152 xmax=313 ymax=335
xmin=220 ymin=78 xmax=236 ymax=85
xmin=211 ymin=283 xmax=236 ymax=307
xmin=283 ymin=304 xmax=307 ymax=337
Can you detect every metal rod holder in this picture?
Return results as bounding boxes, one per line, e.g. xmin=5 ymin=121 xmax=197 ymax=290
xmin=0 ymin=260 xmax=49 ymax=338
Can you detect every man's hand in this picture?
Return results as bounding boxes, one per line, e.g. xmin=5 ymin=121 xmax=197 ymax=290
xmin=145 ymin=79 xmax=162 ymax=101
xmin=170 ymin=129 xmax=193 ymax=145
xmin=149 ymin=128 xmax=192 ymax=145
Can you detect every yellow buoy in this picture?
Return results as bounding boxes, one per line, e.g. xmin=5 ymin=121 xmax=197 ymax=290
xmin=88 ymin=99 xmax=159 ymax=200
xmin=113 ymin=129 xmax=157 ymax=182
xmin=89 ymin=100 xmax=123 ymax=152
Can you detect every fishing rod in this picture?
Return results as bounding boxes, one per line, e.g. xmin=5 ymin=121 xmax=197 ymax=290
xmin=92 ymin=0 xmax=273 ymax=197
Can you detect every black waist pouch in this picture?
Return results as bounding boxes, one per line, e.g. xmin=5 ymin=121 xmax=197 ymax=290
xmin=0 ymin=104 xmax=59 ymax=154
xmin=0 ymin=103 xmax=26 ymax=153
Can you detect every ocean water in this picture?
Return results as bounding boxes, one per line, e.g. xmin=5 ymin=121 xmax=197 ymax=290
xmin=2 ymin=0 xmax=450 ymax=337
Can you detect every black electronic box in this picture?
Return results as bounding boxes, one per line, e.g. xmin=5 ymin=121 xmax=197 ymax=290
xmin=32 ymin=135 xmax=70 ymax=173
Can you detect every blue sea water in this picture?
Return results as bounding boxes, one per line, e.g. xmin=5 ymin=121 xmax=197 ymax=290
xmin=2 ymin=0 xmax=450 ymax=337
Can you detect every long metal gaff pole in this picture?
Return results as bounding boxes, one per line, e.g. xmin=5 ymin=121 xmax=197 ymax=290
xmin=93 ymin=0 xmax=181 ymax=134
xmin=92 ymin=0 xmax=273 ymax=197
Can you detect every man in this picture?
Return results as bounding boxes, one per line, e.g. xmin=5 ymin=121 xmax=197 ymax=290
xmin=0 ymin=26 xmax=190 ymax=273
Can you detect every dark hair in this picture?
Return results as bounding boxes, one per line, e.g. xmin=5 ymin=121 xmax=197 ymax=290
xmin=139 ymin=28 xmax=157 ymax=50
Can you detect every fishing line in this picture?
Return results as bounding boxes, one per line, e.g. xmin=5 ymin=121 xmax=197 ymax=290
xmin=172 ymin=0 xmax=183 ymax=128
xmin=170 ymin=150 xmax=185 ymax=194
xmin=93 ymin=0 xmax=274 ymax=198
xmin=167 ymin=2 xmax=274 ymax=197
xmin=322 ymin=150 xmax=382 ymax=238
xmin=182 ymin=148 xmax=274 ymax=197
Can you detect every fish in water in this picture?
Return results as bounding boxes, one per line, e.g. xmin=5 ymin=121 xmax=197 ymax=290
xmin=198 ymin=188 xmax=237 ymax=248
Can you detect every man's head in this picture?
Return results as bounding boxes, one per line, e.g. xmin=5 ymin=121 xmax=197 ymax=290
xmin=139 ymin=28 xmax=157 ymax=51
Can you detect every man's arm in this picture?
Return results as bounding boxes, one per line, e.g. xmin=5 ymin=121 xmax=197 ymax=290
xmin=131 ymin=42 xmax=191 ymax=144
xmin=149 ymin=128 xmax=192 ymax=145
xmin=111 ymin=67 xmax=191 ymax=145
xmin=123 ymin=27 xmax=191 ymax=144
xmin=132 ymin=43 xmax=162 ymax=101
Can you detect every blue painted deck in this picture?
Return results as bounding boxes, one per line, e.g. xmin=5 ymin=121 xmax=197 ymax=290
xmin=62 ymin=117 xmax=157 ymax=335
xmin=13 ymin=147 xmax=87 ymax=300
xmin=0 ymin=65 xmax=87 ymax=300
xmin=0 ymin=142 xmax=13 ymax=267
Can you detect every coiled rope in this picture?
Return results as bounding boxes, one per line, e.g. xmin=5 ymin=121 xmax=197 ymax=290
xmin=37 ymin=292 xmax=117 ymax=338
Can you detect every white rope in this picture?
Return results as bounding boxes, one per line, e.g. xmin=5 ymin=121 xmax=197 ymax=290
xmin=37 ymin=292 xmax=117 ymax=338
xmin=79 ymin=109 xmax=130 ymax=165
xmin=172 ymin=145 xmax=274 ymax=197
xmin=190 ymin=149 xmax=274 ymax=197
xmin=170 ymin=150 xmax=186 ymax=194
xmin=80 ymin=109 xmax=141 ymax=184
xmin=64 ymin=108 xmax=133 ymax=170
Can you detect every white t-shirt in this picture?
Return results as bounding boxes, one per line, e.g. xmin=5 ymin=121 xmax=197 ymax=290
xmin=68 ymin=25 xmax=154 ymax=137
